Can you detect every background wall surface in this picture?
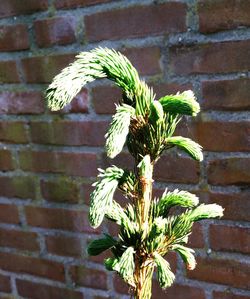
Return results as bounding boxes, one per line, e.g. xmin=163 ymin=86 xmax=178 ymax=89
xmin=0 ymin=0 xmax=249 ymax=298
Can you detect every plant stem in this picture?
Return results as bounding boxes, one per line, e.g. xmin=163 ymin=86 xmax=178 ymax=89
xmin=134 ymin=261 xmax=154 ymax=299
xmin=134 ymin=159 xmax=154 ymax=298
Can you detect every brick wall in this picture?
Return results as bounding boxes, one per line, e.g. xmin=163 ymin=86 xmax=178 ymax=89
xmin=0 ymin=0 xmax=249 ymax=298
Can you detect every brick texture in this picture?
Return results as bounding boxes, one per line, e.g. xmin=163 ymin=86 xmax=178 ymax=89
xmin=201 ymin=78 xmax=250 ymax=110
xmin=0 ymin=91 xmax=44 ymax=114
xmin=0 ymin=252 xmax=65 ymax=282
xmin=0 ymin=24 xmax=29 ymax=51
xmin=34 ymin=17 xmax=76 ymax=48
xmin=208 ymin=157 xmax=250 ymax=185
xmin=0 ymin=60 xmax=20 ymax=83
xmin=19 ymin=150 xmax=98 ymax=177
xmin=0 ymin=0 xmax=48 ymax=18
xmin=0 ymin=0 xmax=249 ymax=298
xmin=85 ymin=3 xmax=187 ymax=42
xmin=25 ymin=206 xmax=98 ymax=233
xmin=188 ymin=257 xmax=250 ymax=290
xmin=198 ymin=0 xmax=250 ymax=33
xmin=17 ymin=279 xmax=83 ymax=299
xmin=170 ymin=40 xmax=250 ymax=74
xmin=210 ymin=224 xmax=250 ymax=254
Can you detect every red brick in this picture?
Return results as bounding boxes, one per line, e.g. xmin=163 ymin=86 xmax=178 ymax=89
xmin=0 ymin=149 xmax=14 ymax=171
xmin=154 ymin=154 xmax=200 ymax=184
xmin=0 ymin=24 xmax=29 ymax=51
xmin=210 ymin=224 xmax=250 ymax=254
xmin=0 ymin=0 xmax=48 ymax=18
xmin=55 ymin=0 xmax=111 ymax=9
xmin=0 ymin=228 xmax=39 ymax=251
xmin=81 ymin=182 xmax=94 ymax=205
xmin=0 ymin=91 xmax=44 ymax=114
xmin=122 ymin=47 xmax=161 ymax=76
xmin=184 ymin=120 xmax=250 ymax=152
xmin=213 ymin=290 xmax=250 ymax=299
xmin=85 ymin=3 xmax=187 ymax=42
xmin=0 ymin=121 xmax=28 ymax=143
xmin=21 ymin=53 xmax=75 ymax=83
xmin=0 ymin=204 xmax=19 ymax=224
xmin=187 ymin=257 xmax=250 ymax=290
xmin=101 ymin=151 xmax=134 ymax=170
xmin=170 ymin=40 xmax=250 ymax=75
xmin=0 ymin=252 xmax=65 ymax=282
xmin=0 ymin=274 xmax=11 ymax=293
xmin=25 ymin=206 xmax=98 ymax=234
xmin=0 ymin=176 xmax=36 ymax=199
xmin=198 ymin=0 xmax=250 ymax=33
xmin=207 ymin=191 xmax=250 ymax=222
xmin=46 ymin=235 xmax=82 ymax=257
xmin=113 ymin=275 xmax=129 ymax=295
xmin=92 ymin=85 xmax=122 ymax=114
xmin=208 ymin=157 xmax=250 ymax=185
xmin=17 ymin=279 xmax=83 ymax=299
xmin=0 ymin=60 xmax=19 ymax=83
xmin=30 ymin=120 xmax=108 ymax=146
xmin=202 ymin=79 xmax=250 ymax=111
xmin=34 ymin=17 xmax=76 ymax=48
xmin=152 ymin=82 xmax=192 ymax=99
xmin=70 ymin=265 xmax=107 ymax=289
xmin=188 ymin=222 xmax=204 ymax=248
xmin=152 ymin=283 xmax=206 ymax=299
xmin=41 ymin=178 xmax=80 ymax=203
xmin=60 ymin=89 xmax=88 ymax=113
xmin=19 ymin=150 xmax=97 ymax=177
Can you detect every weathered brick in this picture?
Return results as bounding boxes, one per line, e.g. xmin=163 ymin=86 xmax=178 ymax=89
xmin=184 ymin=120 xmax=250 ymax=152
xmin=0 ymin=24 xmax=29 ymax=51
xmin=0 ymin=252 xmax=65 ymax=282
xmin=152 ymin=283 xmax=206 ymax=299
xmin=46 ymin=235 xmax=82 ymax=257
xmin=61 ymin=89 xmax=88 ymax=113
xmin=41 ymin=178 xmax=80 ymax=203
xmin=210 ymin=224 xmax=250 ymax=254
xmin=202 ymin=78 xmax=250 ymax=111
xmin=25 ymin=206 xmax=98 ymax=233
xmin=122 ymin=47 xmax=161 ymax=76
xmin=0 ymin=0 xmax=48 ymax=18
xmin=0 ymin=228 xmax=39 ymax=251
xmin=213 ymin=290 xmax=250 ymax=299
xmin=17 ymin=279 xmax=83 ymax=299
xmin=85 ymin=3 xmax=187 ymax=42
xmin=34 ymin=17 xmax=76 ymax=48
xmin=0 ymin=121 xmax=28 ymax=143
xmin=30 ymin=120 xmax=108 ymax=146
xmin=55 ymin=0 xmax=111 ymax=9
xmin=0 ymin=60 xmax=19 ymax=83
xmin=152 ymin=82 xmax=192 ymax=99
xmin=188 ymin=222 xmax=204 ymax=248
xmin=0 ymin=149 xmax=14 ymax=171
xmin=170 ymin=40 xmax=250 ymax=75
xmin=198 ymin=0 xmax=250 ymax=33
xmin=208 ymin=157 xmax=250 ymax=185
xmin=0 ymin=91 xmax=44 ymax=114
xmin=207 ymin=191 xmax=250 ymax=222
xmin=0 ymin=204 xmax=19 ymax=224
xmin=21 ymin=53 xmax=75 ymax=83
xmin=70 ymin=265 xmax=107 ymax=289
xmin=154 ymin=154 xmax=200 ymax=184
xmin=187 ymin=257 xmax=250 ymax=290
xmin=0 ymin=274 xmax=11 ymax=293
xmin=0 ymin=176 xmax=37 ymax=199
xmin=92 ymin=85 xmax=122 ymax=114
xmin=19 ymin=150 xmax=97 ymax=177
